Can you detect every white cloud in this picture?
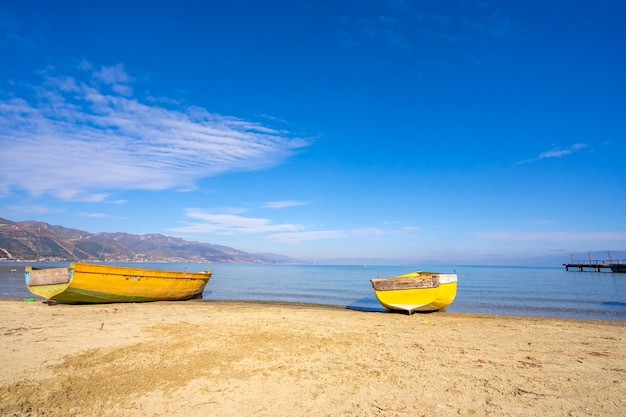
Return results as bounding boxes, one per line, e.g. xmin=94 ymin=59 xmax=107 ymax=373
xmin=78 ymin=212 xmax=120 ymax=219
xmin=351 ymin=227 xmax=386 ymax=236
xmin=267 ymin=230 xmax=349 ymax=243
xmin=169 ymin=208 xmax=302 ymax=235
xmin=4 ymin=205 xmax=51 ymax=215
xmin=92 ymin=63 xmax=133 ymax=85
xmin=262 ymin=200 xmax=310 ymax=209
xmin=0 ymin=63 xmax=308 ymax=200
xmin=538 ymin=149 xmax=572 ymax=159
xmin=267 ymin=226 xmax=408 ymax=243
xmin=517 ymin=144 xmax=588 ymax=164
xmin=170 ymin=207 xmax=419 ymax=244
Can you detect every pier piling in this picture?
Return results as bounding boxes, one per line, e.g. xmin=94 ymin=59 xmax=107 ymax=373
xmin=563 ymin=260 xmax=626 ymax=273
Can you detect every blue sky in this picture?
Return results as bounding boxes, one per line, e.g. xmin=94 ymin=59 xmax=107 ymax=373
xmin=1 ymin=0 xmax=625 ymax=265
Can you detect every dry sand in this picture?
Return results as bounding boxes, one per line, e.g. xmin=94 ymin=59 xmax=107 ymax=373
xmin=0 ymin=299 xmax=624 ymax=416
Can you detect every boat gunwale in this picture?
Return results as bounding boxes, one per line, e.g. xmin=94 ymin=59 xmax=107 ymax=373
xmin=370 ymin=275 xmax=439 ymax=291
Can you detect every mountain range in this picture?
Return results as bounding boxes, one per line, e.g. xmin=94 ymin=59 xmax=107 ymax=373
xmin=0 ymin=217 xmax=285 ymax=263
xmin=1 ymin=217 xmax=623 ymax=266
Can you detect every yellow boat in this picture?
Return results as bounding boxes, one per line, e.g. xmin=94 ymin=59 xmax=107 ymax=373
xmin=370 ymin=271 xmax=457 ymax=314
xmin=25 ymin=262 xmax=212 ymax=304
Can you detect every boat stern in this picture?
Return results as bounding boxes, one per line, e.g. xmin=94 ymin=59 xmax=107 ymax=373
xmin=25 ymin=265 xmax=72 ymax=300
xmin=371 ymin=271 xmax=458 ymax=313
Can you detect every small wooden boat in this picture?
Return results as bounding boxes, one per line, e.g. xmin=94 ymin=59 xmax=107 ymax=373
xmin=25 ymin=262 xmax=212 ymax=304
xmin=371 ymin=271 xmax=457 ymax=314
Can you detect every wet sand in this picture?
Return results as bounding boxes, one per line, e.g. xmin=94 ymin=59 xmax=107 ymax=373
xmin=1 ymin=299 xmax=624 ymax=416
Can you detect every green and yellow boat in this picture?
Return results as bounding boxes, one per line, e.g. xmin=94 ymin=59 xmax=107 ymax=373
xmin=371 ymin=271 xmax=457 ymax=314
xmin=25 ymin=262 xmax=212 ymax=304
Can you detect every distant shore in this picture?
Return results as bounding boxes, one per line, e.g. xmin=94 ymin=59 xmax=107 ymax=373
xmin=1 ymin=299 xmax=624 ymax=416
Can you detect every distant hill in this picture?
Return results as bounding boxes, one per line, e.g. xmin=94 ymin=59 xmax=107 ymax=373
xmin=2 ymin=217 xmax=621 ymax=266
xmin=0 ymin=217 xmax=282 ymax=263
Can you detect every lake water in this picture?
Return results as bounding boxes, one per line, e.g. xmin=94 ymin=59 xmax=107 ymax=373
xmin=2 ymin=262 xmax=625 ymax=321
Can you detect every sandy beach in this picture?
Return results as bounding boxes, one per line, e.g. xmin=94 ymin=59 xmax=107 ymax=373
xmin=1 ymin=299 xmax=624 ymax=416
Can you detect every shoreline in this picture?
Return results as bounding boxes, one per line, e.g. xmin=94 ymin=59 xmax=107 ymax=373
xmin=1 ymin=299 xmax=624 ymax=416
xmin=4 ymin=263 xmax=626 ymax=322
xmin=4 ymin=295 xmax=626 ymax=322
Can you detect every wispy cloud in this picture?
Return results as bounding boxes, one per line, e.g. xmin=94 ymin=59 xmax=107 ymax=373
xmin=517 ymin=144 xmax=588 ymax=164
xmin=266 ymin=230 xmax=349 ymax=243
xmin=170 ymin=207 xmax=422 ymax=244
xmin=476 ymin=230 xmax=626 ymax=241
xmin=4 ymin=205 xmax=51 ymax=215
xmin=169 ymin=208 xmax=303 ymax=235
xmin=267 ymin=226 xmax=413 ymax=243
xmin=0 ymin=63 xmax=308 ymax=200
xmin=78 ymin=212 xmax=127 ymax=220
xmin=262 ymin=200 xmax=310 ymax=209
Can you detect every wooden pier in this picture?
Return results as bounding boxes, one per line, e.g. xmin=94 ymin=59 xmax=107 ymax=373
xmin=563 ymin=260 xmax=626 ymax=273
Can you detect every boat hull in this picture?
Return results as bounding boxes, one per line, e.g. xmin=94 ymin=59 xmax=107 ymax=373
xmin=25 ymin=262 xmax=212 ymax=304
xmin=371 ymin=272 xmax=457 ymax=313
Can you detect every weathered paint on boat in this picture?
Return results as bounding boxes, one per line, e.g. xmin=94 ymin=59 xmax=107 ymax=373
xmin=25 ymin=262 xmax=212 ymax=304
xmin=370 ymin=271 xmax=457 ymax=313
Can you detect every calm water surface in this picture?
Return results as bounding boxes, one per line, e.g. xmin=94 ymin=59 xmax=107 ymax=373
xmin=2 ymin=263 xmax=625 ymax=321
